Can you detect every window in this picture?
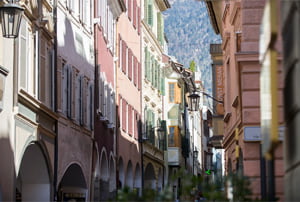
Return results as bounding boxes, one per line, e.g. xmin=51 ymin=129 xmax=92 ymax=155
xmin=39 ymin=35 xmax=55 ymax=110
xmin=168 ymin=126 xmax=175 ymax=147
xmin=76 ymin=75 xmax=83 ymax=124
xmin=62 ymin=64 xmax=72 ymax=118
xmin=18 ymin=20 xmax=34 ymax=94
xmin=169 ymin=83 xmax=175 ymax=103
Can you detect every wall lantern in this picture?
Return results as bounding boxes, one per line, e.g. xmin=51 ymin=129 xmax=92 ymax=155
xmin=0 ymin=1 xmax=24 ymax=38
xmin=188 ymin=91 xmax=200 ymax=111
xmin=193 ymin=150 xmax=199 ymax=159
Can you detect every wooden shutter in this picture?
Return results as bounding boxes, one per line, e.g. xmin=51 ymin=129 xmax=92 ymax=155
xmin=157 ymin=12 xmax=162 ymax=43
xmin=147 ymin=0 xmax=153 ymax=26
xmin=128 ymin=105 xmax=132 ymax=135
xmin=138 ymin=62 xmax=141 ymax=90
xmin=128 ymin=0 xmax=132 ymax=20
xmin=119 ymin=35 xmax=122 ymax=69
xmin=138 ymin=7 xmax=141 ymax=35
xmin=71 ymin=67 xmax=77 ymax=120
xmin=122 ymin=99 xmax=126 ymax=131
xmin=134 ymin=56 xmax=137 ymax=86
xmin=122 ymin=41 xmax=127 ymax=73
xmin=144 ymin=47 xmax=148 ymax=79
xmin=175 ymin=83 xmax=181 ymax=104
xmin=128 ymin=49 xmax=132 ymax=80
xmin=144 ymin=0 xmax=148 ymax=22
xmin=39 ymin=36 xmax=46 ymax=103
xmin=133 ymin=0 xmax=137 ymax=28
xmin=57 ymin=56 xmax=63 ymax=112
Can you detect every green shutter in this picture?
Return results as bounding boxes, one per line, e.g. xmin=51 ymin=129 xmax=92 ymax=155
xmin=158 ymin=65 xmax=161 ymax=91
xmin=145 ymin=47 xmax=148 ymax=79
xmin=144 ymin=0 xmax=148 ymax=21
xmin=161 ymin=77 xmax=165 ymax=96
xmin=157 ymin=12 xmax=162 ymax=43
xmin=148 ymin=0 xmax=153 ymax=26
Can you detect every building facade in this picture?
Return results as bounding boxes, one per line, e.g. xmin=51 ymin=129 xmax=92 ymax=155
xmin=93 ymin=0 xmax=125 ymax=200
xmin=56 ymin=0 xmax=94 ymax=200
xmin=205 ymin=0 xmax=284 ymax=200
xmin=141 ymin=0 xmax=170 ymax=192
xmin=116 ymin=0 xmax=142 ymax=193
xmin=0 ymin=0 xmax=56 ymax=201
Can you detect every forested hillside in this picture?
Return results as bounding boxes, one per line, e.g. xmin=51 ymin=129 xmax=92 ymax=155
xmin=164 ymin=0 xmax=221 ymax=93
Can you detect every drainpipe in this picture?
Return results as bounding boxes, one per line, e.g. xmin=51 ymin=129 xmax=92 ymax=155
xmin=53 ymin=0 xmax=58 ymax=200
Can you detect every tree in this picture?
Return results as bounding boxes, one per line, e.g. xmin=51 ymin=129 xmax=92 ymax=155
xmin=189 ymin=60 xmax=196 ymax=72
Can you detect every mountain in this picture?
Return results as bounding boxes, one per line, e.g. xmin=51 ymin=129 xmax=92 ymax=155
xmin=164 ymin=0 xmax=221 ymax=94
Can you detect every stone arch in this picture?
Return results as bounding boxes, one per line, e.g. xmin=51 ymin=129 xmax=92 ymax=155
xmin=109 ymin=153 xmax=116 ymax=196
xmin=125 ymin=160 xmax=133 ymax=188
xmin=134 ymin=163 xmax=142 ymax=195
xmin=118 ymin=157 xmax=125 ymax=189
xmin=58 ymin=163 xmax=87 ymax=201
xmin=16 ymin=142 xmax=51 ymax=201
xmin=100 ymin=148 xmax=109 ymax=181
xmin=144 ymin=163 xmax=156 ymax=190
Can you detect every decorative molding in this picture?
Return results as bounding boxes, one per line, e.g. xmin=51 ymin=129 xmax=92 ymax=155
xmin=229 ymin=2 xmax=240 ymax=25
xmin=223 ymin=112 xmax=231 ymax=123
xmin=232 ymin=96 xmax=239 ymax=108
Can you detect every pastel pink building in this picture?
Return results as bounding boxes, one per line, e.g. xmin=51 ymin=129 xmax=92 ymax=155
xmin=116 ymin=0 xmax=142 ymax=193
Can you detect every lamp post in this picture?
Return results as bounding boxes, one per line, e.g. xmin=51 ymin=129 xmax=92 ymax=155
xmin=0 ymin=1 xmax=24 ymax=38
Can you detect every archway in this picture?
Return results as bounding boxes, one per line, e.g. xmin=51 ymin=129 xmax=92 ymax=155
xmin=118 ymin=158 xmax=124 ymax=189
xmin=109 ymin=155 xmax=116 ymax=199
xmin=59 ymin=163 xmax=87 ymax=201
xmin=133 ymin=163 xmax=141 ymax=195
xmin=125 ymin=161 xmax=133 ymax=189
xmin=16 ymin=143 xmax=51 ymax=201
xmin=144 ymin=163 xmax=156 ymax=190
xmin=99 ymin=149 xmax=109 ymax=200
xmin=157 ymin=168 xmax=163 ymax=192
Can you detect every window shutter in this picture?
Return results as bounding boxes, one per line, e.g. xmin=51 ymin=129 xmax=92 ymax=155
xmin=119 ymin=36 xmax=122 ymax=69
xmin=107 ymin=87 xmax=111 ymax=122
xmin=83 ymin=77 xmax=88 ymax=126
xmin=122 ymin=99 xmax=126 ymax=131
xmin=128 ymin=105 xmax=132 ymax=135
xmin=175 ymin=84 xmax=181 ymax=104
xmin=57 ymin=56 xmax=63 ymax=112
xmin=128 ymin=0 xmax=132 ymax=20
xmin=161 ymin=76 xmax=165 ymax=96
xmin=71 ymin=67 xmax=77 ymax=120
xmin=138 ymin=62 xmax=141 ymax=90
xmin=112 ymin=92 xmax=115 ymax=126
xmin=144 ymin=0 xmax=148 ymax=22
xmin=133 ymin=0 xmax=137 ymax=28
xmin=157 ymin=12 xmax=162 ymax=43
xmin=151 ymin=57 xmax=154 ymax=84
xmin=134 ymin=56 xmax=137 ymax=86
xmin=158 ymin=65 xmax=161 ymax=91
xmin=67 ymin=66 xmax=72 ymax=118
xmin=147 ymin=0 xmax=153 ymax=26
xmin=128 ymin=49 xmax=132 ymax=80
xmin=122 ymin=41 xmax=126 ymax=73
xmin=39 ymin=36 xmax=46 ymax=103
xmin=134 ymin=110 xmax=138 ymax=139
xmin=138 ymin=7 xmax=141 ymax=35
xmin=144 ymin=47 xmax=148 ymax=79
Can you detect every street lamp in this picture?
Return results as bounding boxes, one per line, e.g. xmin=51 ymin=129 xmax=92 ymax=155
xmin=188 ymin=91 xmax=200 ymax=111
xmin=0 ymin=1 xmax=24 ymax=38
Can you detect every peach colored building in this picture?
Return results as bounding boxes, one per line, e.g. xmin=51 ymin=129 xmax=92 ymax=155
xmin=116 ymin=0 xmax=142 ymax=193
xmin=205 ymin=0 xmax=284 ymax=200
